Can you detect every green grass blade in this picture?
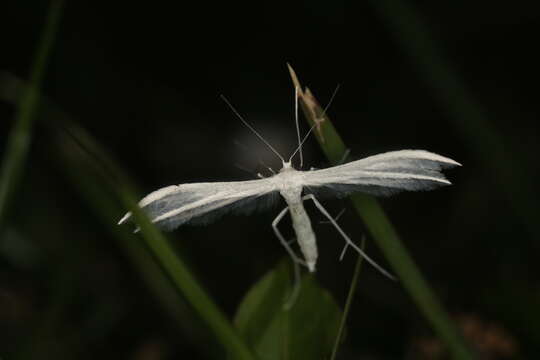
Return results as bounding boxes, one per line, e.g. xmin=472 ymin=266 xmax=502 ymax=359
xmin=59 ymin=125 xmax=258 ymax=360
xmin=330 ymin=238 xmax=365 ymax=360
xmin=0 ymin=0 xmax=65 ymax=228
xmin=0 ymin=74 xmax=256 ymax=360
xmin=60 ymin=150 xmax=208 ymax=340
xmin=126 ymin=199 xmax=254 ymax=360
xmin=368 ymin=0 xmax=539 ymax=240
xmin=288 ymin=65 xmax=474 ymax=359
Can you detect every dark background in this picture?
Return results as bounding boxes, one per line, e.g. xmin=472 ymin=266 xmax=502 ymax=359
xmin=1 ymin=1 xmax=539 ymax=358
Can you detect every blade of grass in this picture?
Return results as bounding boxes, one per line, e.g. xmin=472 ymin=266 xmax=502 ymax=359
xmin=0 ymin=0 xmax=65 ymax=229
xmin=288 ymin=65 xmax=474 ymax=359
xmin=330 ymin=237 xmax=365 ymax=360
xmin=368 ymin=0 xmax=539 ymax=241
xmin=124 ymin=193 xmax=254 ymax=360
xmin=0 ymin=74 xmax=256 ymax=360
xmin=59 ymin=124 xmax=257 ymax=360
xmin=60 ymin=149 xmax=209 ymax=344
xmin=234 ymin=260 xmax=342 ymax=360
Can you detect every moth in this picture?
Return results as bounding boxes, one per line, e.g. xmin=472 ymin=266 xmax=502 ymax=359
xmin=118 ymin=89 xmax=460 ymax=285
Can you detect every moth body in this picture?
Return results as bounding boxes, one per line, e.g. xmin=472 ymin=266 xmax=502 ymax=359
xmin=274 ymin=164 xmax=318 ymax=272
xmin=286 ymin=199 xmax=317 ymax=272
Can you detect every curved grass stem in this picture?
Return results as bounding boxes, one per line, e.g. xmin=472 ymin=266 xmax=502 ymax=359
xmin=0 ymin=0 xmax=65 ymax=229
xmin=330 ymin=238 xmax=365 ymax=360
xmin=288 ymin=65 xmax=475 ymax=359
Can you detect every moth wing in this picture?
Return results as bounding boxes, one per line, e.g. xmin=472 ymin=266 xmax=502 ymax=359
xmin=119 ymin=178 xmax=279 ymax=231
xmin=301 ymin=150 xmax=461 ymax=197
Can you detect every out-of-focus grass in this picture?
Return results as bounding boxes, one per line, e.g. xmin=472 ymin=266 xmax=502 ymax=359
xmin=330 ymin=239 xmax=365 ymax=360
xmin=55 ymin=125 xmax=257 ymax=360
xmin=0 ymin=0 xmax=65 ymax=229
xmin=57 ymin=126 xmax=209 ymax=342
xmin=369 ymin=0 xmax=538 ymax=241
xmin=114 ymin=189 xmax=256 ymax=360
xmin=288 ymin=65 xmax=475 ymax=359
xmin=0 ymin=73 xmax=256 ymax=359
xmin=0 ymin=75 xmax=196 ymax=335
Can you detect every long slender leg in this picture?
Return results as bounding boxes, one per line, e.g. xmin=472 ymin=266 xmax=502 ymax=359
xmin=283 ymin=260 xmax=301 ymax=311
xmin=302 ymin=194 xmax=396 ymax=280
xmin=320 ymin=208 xmax=346 ymax=224
xmin=318 ymin=207 xmax=350 ymax=260
xmin=272 ymin=207 xmax=304 ymax=309
xmin=339 ymin=243 xmax=349 ymax=261
xmin=338 ymin=148 xmax=351 ymax=164
xmin=319 ymin=208 xmax=350 ymax=259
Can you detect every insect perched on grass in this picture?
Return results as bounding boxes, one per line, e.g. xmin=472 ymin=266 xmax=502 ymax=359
xmin=118 ymin=86 xmax=460 ymax=306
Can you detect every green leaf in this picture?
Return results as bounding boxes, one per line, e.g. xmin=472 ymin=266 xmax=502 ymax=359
xmin=234 ymin=260 xmax=341 ymax=360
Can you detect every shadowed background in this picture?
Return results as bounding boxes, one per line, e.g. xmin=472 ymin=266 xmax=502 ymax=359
xmin=1 ymin=1 xmax=539 ymax=359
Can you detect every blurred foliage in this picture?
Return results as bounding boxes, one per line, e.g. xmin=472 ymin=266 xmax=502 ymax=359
xmin=0 ymin=0 xmax=65 ymax=229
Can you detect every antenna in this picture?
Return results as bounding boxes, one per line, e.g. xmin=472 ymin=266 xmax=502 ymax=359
xmin=320 ymin=83 xmax=340 ymax=119
xmin=294 ymin=86 xmax=304 ymax=168
xmin=220 ymin=95 xmax=285 ymax=163
xmin=289 ymin=121 xmax=318 ymax=162
xmin=289 ymin=84 xmax=341 ymax=163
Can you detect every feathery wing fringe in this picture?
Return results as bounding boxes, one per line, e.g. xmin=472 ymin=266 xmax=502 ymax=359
xmin=302 ymin=150 xmax=460 ymax=197
xmin=118 ymin=150 xmax=459 ymax=230
xmin=118 ymin=179 xmax=279 ymax=231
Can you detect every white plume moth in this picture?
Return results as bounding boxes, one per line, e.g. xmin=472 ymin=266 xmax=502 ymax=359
xmin=118 ymin=86 xmax=460 ymax=307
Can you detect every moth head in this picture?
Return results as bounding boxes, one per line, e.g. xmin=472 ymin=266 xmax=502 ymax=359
xmin=280 ymin=161 xmax=294 ymax=172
